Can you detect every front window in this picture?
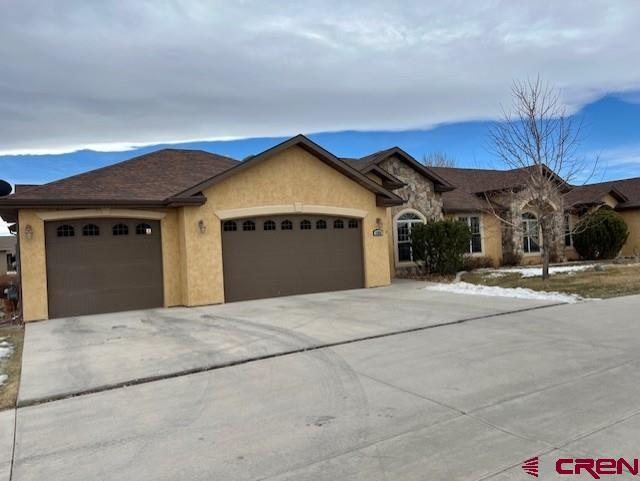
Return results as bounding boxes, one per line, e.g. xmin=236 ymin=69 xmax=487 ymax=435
xmin=564 ymin=214 xmax=572 ymax=247
xmin=522 ymin=213 xmax=540 ymax=253
xmin=458 ymin=216 xmax=482 ymax=253
xmin=396 ymin=212 xmax=424 ymax=262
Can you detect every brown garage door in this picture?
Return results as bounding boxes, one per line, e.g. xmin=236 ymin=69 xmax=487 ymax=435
xmin=45 ymin=218 xmax=163 ymax=318
xmin=222 ymin=215 xmax=364 ymax=302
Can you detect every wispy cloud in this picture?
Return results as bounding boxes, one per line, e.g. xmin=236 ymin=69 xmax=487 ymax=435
xmin=1 ymin=1 xmax=639 ymax=154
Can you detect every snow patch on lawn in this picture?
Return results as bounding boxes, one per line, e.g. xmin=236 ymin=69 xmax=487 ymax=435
xmin=0 ymin=339 xmax=12 ymax=360
xmin=426 ymin=281 xmax=582 ymax=303
xmin=0 ymin=374 xmax=7 ymax=386
xmin=493 ymin=264 xmax=596 ymax=278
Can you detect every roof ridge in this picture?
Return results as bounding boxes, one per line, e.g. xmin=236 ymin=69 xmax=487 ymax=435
xmin=574 ymin=175 xmax=640 ymax=187
xmin=28 ymin=148 xmax=238 ymax=190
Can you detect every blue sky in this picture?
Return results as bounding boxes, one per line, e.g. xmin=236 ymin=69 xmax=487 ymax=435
xmin=1 ymin=92 xmax=638 ymax=188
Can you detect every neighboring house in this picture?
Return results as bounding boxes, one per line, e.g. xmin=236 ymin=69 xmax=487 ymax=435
xmin=0 ymin=235 xmax=16 ymax=275
xmin=0 ymin=133 xmax=638 ymax=321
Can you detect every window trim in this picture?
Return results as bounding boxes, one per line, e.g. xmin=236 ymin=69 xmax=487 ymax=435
xmin=457 ymin=215 xmax=483 ymax=255
xmin=393 ymin=209 xmax=426 ymax=266
xmin=522 ymin=212 xmax=541 ymax=255
xmin=564 ymin=213 xmax=573 ymax=247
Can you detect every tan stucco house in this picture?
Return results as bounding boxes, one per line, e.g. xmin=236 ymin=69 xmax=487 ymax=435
xmin=0 ymin=134 xmax=639 ymax=321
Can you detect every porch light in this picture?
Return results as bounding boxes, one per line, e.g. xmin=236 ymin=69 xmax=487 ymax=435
xmin=198 ymin=220 xmax=207 ymax=234
xmin=24 ymin=224 xmax=33 ymax=240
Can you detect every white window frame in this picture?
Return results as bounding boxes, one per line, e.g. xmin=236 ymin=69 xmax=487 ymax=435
xmin=564 ymin=213 xmax=573 ymax=247
xmin=393 ymin=209 xmax=426 ymax=266
xmin=457 ymin=215 xmax=483 ymax=255
xmin=522 ymin=212 xmax=541 ymax=255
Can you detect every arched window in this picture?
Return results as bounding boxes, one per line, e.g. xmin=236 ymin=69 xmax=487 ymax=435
xmin=136 ymin=223 xmax=152 ymax=235
xmin=264 ymin=220 xmax=276 ymax=231
xmin=242 ymin=220 xmax=255 ymax=231
xmin=316 ymin=220 xmax=327 ymax=230
xmin=300 ymin=219 xmax=312 ymax=230
xmin=396 ymin=211 xmax=424 ymax=262
xmin=522 ymin=213 xmax=540 ymax=253
xmin=281 ymin=220 xmax=293 ymax=230
xmin=112 ymin=223 xmax=129 ymax=236
xmin=82 ymin=224 xmax=100 ymax=236
xmin=348 ymin=219 xmax=359 ymax=229
xmin=333 ymin=219 xmax=344 ymax=229
xmin=223 ymin=221 xmax=237 ymax=232
xmin=56 ymin=224 xmax=75 ymax=237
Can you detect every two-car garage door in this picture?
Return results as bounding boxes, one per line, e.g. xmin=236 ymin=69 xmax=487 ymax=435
xmin=45 ymin=218 xmax=164 ymax=319
xmin=43 ymin=214 xmax=365 ymax=318
xmin=221 ymin=215 xmax=364 ymax=302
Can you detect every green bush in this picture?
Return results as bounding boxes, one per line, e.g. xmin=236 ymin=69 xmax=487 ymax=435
xmin=573 ymin=209 xmax=629 ymax=260
xmin=410 ymin=220 xmax=471 ymax=274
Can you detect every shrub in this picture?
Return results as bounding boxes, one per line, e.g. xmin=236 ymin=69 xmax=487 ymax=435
xmin=463 ymin=255 xmax=494 ymax=271
xmin=410 ymin=220 xmax=471 ymax=275
xmin=501 ymin=251 xmax=523 ymax=266
xmin=573 ymin=209 xmax=629 ymax=260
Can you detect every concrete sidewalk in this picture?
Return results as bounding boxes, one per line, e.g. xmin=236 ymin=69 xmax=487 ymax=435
xmin=10 ymin=295 xmax=640 ymax=481
xmin=0 ymin=409 xmax=14 ymax=481
xmin=18 ymin=280 xmax=556 ymax=404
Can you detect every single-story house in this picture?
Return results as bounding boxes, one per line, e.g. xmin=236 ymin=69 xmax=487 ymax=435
xmin=0 ymin=134 xmax=638 ymax=321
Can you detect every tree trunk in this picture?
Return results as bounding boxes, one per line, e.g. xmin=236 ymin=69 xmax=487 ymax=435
xmin=541 ymin=222 xmax=551 ymax=280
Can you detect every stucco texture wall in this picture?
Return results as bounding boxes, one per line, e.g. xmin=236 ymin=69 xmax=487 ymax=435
xmin=18 ymin=210 xmax=48 ymax=321
xmin=180 ymin=145 xmax=392 ymax=306
xmin=620 ymin=209 xmax=640 ymax=257
xmin=444 ymin=212 xmax=503 ymax=267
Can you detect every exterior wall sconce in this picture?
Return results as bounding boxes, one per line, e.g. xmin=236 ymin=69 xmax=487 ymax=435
xmin=198 ymin=220 xmax=207 ymax=234
xmin=376 ymin=217 xmax=384 ymax=229
xmin=24 ymin=224 xmax=33 ymax=240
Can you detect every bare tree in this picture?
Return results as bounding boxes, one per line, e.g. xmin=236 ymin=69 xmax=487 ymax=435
xmin=489 ymin=77 xmax=595 ymax=279
xmin=423 ymin=152 xmax=457 ymax=168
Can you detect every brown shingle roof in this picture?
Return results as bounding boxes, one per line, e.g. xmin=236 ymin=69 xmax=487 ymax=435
xmin=0 ymin=135 xmax=403 ymax=209
xmin=342 ymin=148 xmax=454 ymax=191
xmin=3 ymin=149 xmax=239 ymax=206
xmin=565 ymin=177 xmax=640 ymax=209
xmin=428 ymin=166 xmax=533 ymax=212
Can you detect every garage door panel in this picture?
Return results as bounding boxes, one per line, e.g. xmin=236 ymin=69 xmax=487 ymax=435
xmin=222 ymin=215 xmax=364 ymax=302
xmin=45 ymin=218 xmax=163 ymax=318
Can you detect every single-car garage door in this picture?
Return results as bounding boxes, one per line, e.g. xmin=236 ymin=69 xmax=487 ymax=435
xmin=222 ymin=215 xmax=364 ymax=302
xmin=45 ymin=218 xmax=163 ymax=318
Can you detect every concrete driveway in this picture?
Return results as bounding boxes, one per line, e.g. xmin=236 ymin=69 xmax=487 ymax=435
xmin=18 ymin=280 xmax=556 ymax=404
xmin=7 ymin=283 xmax=640 ymax=480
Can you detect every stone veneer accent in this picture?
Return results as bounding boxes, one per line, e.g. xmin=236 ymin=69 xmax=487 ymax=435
xmin=380 ymin=156 xmax=443 ymax=221
xmin=496 ymin=190 xmax=566 ymax=265
xmin=379 ymin=155 xmax=444 ymax=276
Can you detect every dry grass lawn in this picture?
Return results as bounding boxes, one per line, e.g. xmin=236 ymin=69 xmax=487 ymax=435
xmin=462 ymin=262 xmax=640 ymax=299
xmin=0 ymin=325 xmax=24 ymax=410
